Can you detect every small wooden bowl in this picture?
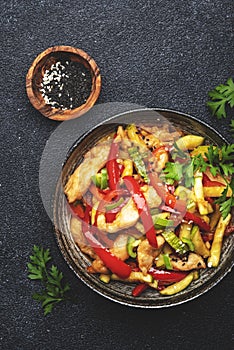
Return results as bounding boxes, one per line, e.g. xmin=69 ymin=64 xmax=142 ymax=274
xmin=26 ymin=46 xmax=101 ymax=121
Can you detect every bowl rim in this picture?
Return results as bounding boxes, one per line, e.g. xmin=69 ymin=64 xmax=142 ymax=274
xmin=54 ymin=107 xmax=233 ymax=308
xmin=26 ymin=45 xmax=101 ymax=121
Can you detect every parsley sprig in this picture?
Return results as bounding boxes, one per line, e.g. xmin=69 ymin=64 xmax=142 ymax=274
xmin=207 ymin=77 xmax=234 ymax=132
xmin=215 ymin=178 xmax=234 ymax=219
xmin=163 ymin=144 xmax=234 ymax=218
xmin=193 ymin=144 xmax=234 ymax=177
xmin=27 ymin=245 xmax=70 ymax=315
xmin=162 ymin=143 xmax=194 ymax=187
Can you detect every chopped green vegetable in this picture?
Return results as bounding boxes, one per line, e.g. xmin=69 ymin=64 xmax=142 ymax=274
xmin=27 ymin=245 xmax=70 ymax=316
xmin=91 ymin=168 xmax=108 ymax=189
xmin=105 ymin=197 xmax=124 ymax=211
xmin=207 ymin=77 xmax=234 ymax=119
xmin=153 ymin=217 xmax=174 ymax=229
xmin=162 ymin=231 xmax=189 ymax=256
xmin=190 ymin=225 xmax=210 ymax=258
xmin=128 ymin=146 xmax=149 ymax=183
xmin=181 ymin=237 xmax=194 ymax=252
xmin=127 ymin=236 xmax=140 ymax=258
xmin=163 ymin=254 xmax=173 ymax=270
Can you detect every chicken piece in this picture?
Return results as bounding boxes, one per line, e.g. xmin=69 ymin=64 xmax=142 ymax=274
xmin=137 ymin=236 xmax=165 ymax=275
xmin=142 ymin=133 xmax=161 ymax=149
xmin=140 ymin=124 xmax=181 ymax=143
xmin=70 ymin=217 xmax=97 ymax=259
xmin=143 ymin=185 xmax=162 ymax=208
xmin=64 ymin=143 xmax=111 ymax=203
xmin=91 ymin=258 xmax=109 ymax=274
xmin=110 ymin=234 xmax=129 ymax=261
xmin=171 ymin=252 xmax=206 ymax=271
xmin=97 ymin=198 xmax=139 ymax=233
xmin=71 ymin=216 xmax=109 ymax=274
xmin=153 ymin=147 xmax=169 ymax=172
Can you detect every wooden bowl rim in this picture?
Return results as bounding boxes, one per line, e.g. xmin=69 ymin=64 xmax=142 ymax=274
xmin=26 ymin=45 xmax=101 ymax=121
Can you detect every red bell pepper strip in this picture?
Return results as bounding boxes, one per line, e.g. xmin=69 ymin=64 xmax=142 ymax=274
xmin=202 ymin=233 xmax=214 ymax=242
xmin=202 ymin=173 xmax=225 ymax=187
xmin=132 ymin=283 xmax=148 ymax=297
xmin=118 ymin=163 xmax=124 ymax=176
xmin=148 ymin=267 xmax=188 ymax=283
xmin=105 ymin=212 xmax=118 ymax=223
xmin=149 ymin=171 xmax=186 ymax=214
xmin=83 ymin=203 xmax=92 ymax=224
xmin=123 ymin=176 xmax=158 ymax=248
xmin=205 ymin=197 xmax=214 ymax=205
xmin=69 ymin=203 xmax=85 ymax=219
xmin=106 ymin=139 xmax=120 ymax=190
xmin=84 ymin=229 xmax=132 ymax=279
xmin=82 ymin=204 xmax=131 ymax=278
xmin=82 ymin=202 xmax=114 ymax=247
xmin=184 ymin=211 xmax=211 ymax=231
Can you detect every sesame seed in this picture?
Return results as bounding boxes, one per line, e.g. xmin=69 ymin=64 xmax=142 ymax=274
xmin=40 ymin=57 xmax=92 ymax=110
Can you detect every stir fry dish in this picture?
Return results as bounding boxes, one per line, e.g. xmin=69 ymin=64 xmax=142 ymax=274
xmin=64 ymin=123 xmax=234 ymax=297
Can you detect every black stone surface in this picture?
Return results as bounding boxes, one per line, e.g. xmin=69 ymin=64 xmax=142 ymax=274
xmin=0 ymin=1 xmax=233 ymax=349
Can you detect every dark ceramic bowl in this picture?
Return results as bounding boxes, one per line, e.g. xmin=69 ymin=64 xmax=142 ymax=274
xmin=54 ymin=108 xmax=233 ymax=307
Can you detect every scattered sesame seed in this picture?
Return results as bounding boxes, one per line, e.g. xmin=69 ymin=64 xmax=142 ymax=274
xmin=40 ymin=57 xmax=92 ymax=110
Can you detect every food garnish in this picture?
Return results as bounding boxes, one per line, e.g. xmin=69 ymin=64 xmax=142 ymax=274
xmin=207 ymin=77 xmax=234 ymax=131
xmin=27 ymin=245 xmax=70 ymax=315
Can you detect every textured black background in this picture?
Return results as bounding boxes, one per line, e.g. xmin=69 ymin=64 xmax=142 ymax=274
xmin=1 ymin=1 xmax=234 ymax=349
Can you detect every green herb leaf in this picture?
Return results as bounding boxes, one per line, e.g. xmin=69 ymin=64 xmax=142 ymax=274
xmin=162 ymin=143 xmax=195 ymax=187
xmin=163 ymin=162 xmax=183 ymax=182
xmin=193 ymin=145 xmax=234 ymax=178
xmin=215 ymin=178 xmax=234 ymax=219
xmin=27 ymin=246 xmax=70 ymax=315
xmin=207 ymin=78 xmax=234 ymax=119
xmin=166 ymin=142 xmax=234 ymax=218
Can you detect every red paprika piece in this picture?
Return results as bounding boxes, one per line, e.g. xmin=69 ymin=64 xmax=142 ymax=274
xmin=123 ymin=176 xmax=158 ymax=248
xmin=106 ymin=139 xmax=120 ymax=190
xmin=132 ymin=283 xmax=148 ymax=297
xmin=202 ymin=173 xmax=225 ymax=187
xmin=184 ymin=211 xmax=211 ymax=232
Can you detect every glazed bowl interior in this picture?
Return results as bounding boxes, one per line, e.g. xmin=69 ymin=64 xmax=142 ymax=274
xmin=54 ymin=109 xmax=233 ymax=308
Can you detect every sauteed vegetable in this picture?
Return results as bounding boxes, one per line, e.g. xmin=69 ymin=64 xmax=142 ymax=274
xmin=64 ymin=123 xmax=234 ymax=297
